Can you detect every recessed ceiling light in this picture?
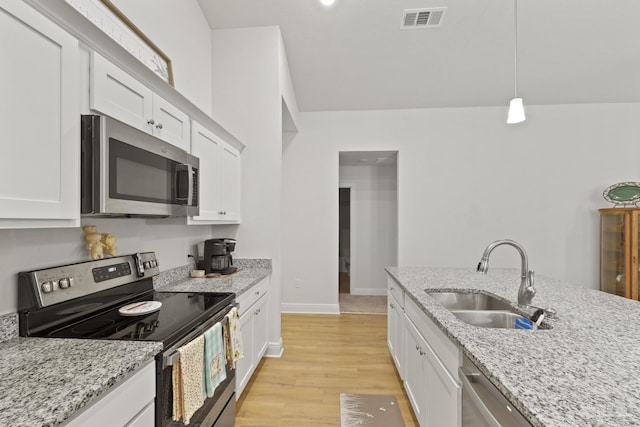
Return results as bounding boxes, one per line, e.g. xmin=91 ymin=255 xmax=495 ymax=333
xmin=320 ymin=0 xmax=335 ymax=6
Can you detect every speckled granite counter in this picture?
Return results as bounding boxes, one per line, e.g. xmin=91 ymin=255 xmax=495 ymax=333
xmin=386 ymin=267 xmax=640 ymax=427
xmin=0 ymin=337 xmax=162 ymax=426
xmin=155 ymin=258 xmax=271 ymax=296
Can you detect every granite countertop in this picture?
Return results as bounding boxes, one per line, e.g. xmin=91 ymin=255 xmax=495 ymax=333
xmin=386 ymin=267 xmax=640 ymax=427
xmin=155 ymin=266 xmax=271 ymax=296
xmin=0 ymin=337 xmax=162 ymax=427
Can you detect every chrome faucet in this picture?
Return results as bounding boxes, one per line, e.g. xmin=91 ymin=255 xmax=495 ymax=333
xmin=477 ymin=239 xmax=536 ymax=306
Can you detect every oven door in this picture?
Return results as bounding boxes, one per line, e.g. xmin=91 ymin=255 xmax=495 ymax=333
xmin=81 ymin=114 xmax=199 ymax=217
xmin=157 ymin=306 xmax=236 ymax=427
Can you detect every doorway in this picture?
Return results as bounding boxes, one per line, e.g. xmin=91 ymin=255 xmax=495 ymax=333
xmin=338 ymin=151 xmax=398 ymax=314
xmin=339 ymin=187 xmax=351 ymax=294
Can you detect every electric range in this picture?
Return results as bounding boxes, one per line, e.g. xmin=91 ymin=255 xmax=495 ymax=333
xmin=18 ymin=252 xmax=236 ymax=427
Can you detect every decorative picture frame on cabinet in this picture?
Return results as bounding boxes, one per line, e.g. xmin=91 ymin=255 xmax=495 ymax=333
xmin=65 ymin=0 xmax=174 ymax=86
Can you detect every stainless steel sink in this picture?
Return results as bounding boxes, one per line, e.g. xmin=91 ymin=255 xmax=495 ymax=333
xmin=449 ymin=310 xmax=523 ymax=329
xmin=425 ymin=291 xmax=513 ymax=311
xmin=425 ymin=290 xmax=550 ymax=329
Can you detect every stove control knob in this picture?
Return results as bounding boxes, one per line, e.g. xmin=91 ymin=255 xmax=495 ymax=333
xmin=133 ymin=253 xmax=145 ymax=277
xmin=41 ymin=281 xmax=53 ymax=293
xmin=59 ymin=278 xmax=70 ymax=289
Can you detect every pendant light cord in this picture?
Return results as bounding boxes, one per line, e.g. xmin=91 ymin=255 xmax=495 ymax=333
xmin=514 ymin=0 xmax=518 ymax=98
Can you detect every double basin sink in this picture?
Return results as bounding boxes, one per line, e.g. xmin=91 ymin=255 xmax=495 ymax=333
xmin=425 ymin=290 xmax=549 ymax=330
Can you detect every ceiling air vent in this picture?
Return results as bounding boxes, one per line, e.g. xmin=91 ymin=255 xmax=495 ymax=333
xmin=401 ymin=7 xmax=446 ymax=30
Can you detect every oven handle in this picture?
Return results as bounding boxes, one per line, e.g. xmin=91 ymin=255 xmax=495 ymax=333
xmin=163 ymin=303 xmax=236 ymax=369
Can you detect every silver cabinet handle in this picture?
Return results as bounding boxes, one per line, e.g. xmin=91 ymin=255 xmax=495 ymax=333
xmin=147 ymin=119 xmax=155 ymax=125
xmin=390 ymin=303 xmax=395 ymax=309
xmin=156 ymin=123 xmax=163 ymax=129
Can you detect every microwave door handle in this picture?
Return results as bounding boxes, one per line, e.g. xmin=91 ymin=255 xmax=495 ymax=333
xmin=176 ymin=164 xmax=193 ymax=205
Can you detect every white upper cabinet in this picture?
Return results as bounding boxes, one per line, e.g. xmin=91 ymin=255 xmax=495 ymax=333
xmin=218 ymin=144 xmax=241 ymax=221
xmin=90 ymin=52 xmax=190 ymax=152
xmin=0 ymin=0 xmax=80 ymax=228
xmin=189 ymin=121 xmax=241 ymax=224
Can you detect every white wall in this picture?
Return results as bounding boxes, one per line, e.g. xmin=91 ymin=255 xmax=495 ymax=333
xmin=339 ymin=163 xmax=398 ymax=296
xmin=282 ymin=103 xmax=640 ymax=310
xmin=211 ymin=26 xmax=283 ymax=353
xmin=110 ymin=0 xmax=213 ymax=116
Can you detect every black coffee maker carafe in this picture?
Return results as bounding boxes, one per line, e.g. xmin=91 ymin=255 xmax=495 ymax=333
xmin=201 ymin=238 xmax=237 ymax=275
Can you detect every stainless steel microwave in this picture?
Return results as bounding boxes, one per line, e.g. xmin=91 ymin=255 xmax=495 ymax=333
xmin=81 ymin=115 xmax=199 ymax=217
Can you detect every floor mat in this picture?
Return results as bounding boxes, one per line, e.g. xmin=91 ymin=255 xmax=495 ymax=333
xmin=339 ymin=294 xmax=387 ymax=314
xmin=340 ymin=394 xmax=405 ymax=427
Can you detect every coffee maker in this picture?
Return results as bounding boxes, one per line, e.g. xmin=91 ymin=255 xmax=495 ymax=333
xmin=201 ymin=238 xmax=237 ymax=275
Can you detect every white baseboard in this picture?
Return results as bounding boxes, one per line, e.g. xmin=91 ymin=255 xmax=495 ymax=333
xmin=349 ymin=288 xmax=387 ymax=296
xmin=280 ymin=303 xmax=340 ymax=314
xmin=264 ymin=338 xmax=283 ymax=358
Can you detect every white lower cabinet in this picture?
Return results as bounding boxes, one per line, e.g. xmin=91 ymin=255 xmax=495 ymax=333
xmin=425 ymin=342 xmax=461 ymax=427
xmin=387 ymin=277 xmax=461 ymax=427
xmin=404 ymin=319 xmax=428 ymax=425
xmin=0 ymin=0 xmax=80 ymax=228
xmin=65 ymin=361 xmax=155 ymax=427
xmin=387 ymin=289 xmax=405 ymax=379
xmin=235 ymin=278 xmax=270 ymax=397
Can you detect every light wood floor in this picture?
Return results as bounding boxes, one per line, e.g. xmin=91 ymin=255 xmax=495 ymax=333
xmin=235 ymin=313 xmax=418 ymax=427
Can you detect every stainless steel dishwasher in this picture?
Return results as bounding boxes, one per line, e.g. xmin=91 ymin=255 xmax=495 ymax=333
xmin=459 ymin=355 xmax=533 ymax=427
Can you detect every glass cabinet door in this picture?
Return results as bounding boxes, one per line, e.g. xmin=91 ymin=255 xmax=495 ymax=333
xmin=600 ymin=212 xmax=629 ymax=298
xmin=632 ymin=210 xmax=640 ymax=300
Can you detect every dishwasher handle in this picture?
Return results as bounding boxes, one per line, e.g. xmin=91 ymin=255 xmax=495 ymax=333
xmin=459 ymin=366 xmax=502 ymax=427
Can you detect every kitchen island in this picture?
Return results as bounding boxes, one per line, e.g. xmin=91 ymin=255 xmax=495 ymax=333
xmin=387 ymin=267 xmax=640 ymax=427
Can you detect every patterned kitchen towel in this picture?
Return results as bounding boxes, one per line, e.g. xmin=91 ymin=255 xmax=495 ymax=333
xmin=203 ymin=322 xmax=227 ymax=398
xmin=172 ymin=357 xmax=183 ymax=421
xmin=172 ymin=334 xmax=205 ymax=424
xmin=223 ymin=307 xmax=244 ymax=368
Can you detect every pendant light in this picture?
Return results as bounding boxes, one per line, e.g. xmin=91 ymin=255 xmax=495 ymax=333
xmin=507 ymin=0 xmax=525 ymax=124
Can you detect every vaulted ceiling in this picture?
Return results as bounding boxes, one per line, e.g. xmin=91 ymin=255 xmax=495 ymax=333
xmin=198 ymin=0 xmax=640 ymax=112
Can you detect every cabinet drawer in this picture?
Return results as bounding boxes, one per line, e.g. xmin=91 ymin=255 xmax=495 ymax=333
xmin=237 ymin=277 xmax=270 ymax=315
xmin=405 ymin=297 xmax=460 ymax=380
xmin=387 ymin=276 xmax=404 ymax=309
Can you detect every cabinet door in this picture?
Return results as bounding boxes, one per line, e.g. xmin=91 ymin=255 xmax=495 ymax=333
xmin=151 ymin=94 xmax=191 ymax=152
xmin=235 ymin=309 xmax=255 ymax=398
xmin=190 ymin=121 xmax=221 ymax=221
xmin=0 ymin=0 xmax=79 ymax=228
xmin=425 ymin=344 xmax=461 ymax=427
xmin=91 ymin=52 xmax=153 ymax=133
xmin=65 ymin=362 xmax=155 ymax=427
xmin=218 ymin=143 xmax=241 ymax=222
xmin=387 ymin=291 xmax=404 ymax=379
xmin=404 ymin=319 xmax=428 ymax=427
xmin=253 ymin=294 xmax=269 ymax=360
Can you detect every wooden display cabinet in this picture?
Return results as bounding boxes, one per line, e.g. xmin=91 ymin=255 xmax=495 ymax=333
xmin=599 ymin=208 xmax=640 ymax=299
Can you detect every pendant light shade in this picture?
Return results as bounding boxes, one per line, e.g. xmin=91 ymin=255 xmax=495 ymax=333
xmin=507 ymin=0 xmax=525 ymax=124
xmin=507 ymin=98 xmax=525 ymax=124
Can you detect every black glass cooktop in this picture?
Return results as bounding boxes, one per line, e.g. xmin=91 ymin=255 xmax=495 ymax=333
xmin=41 ymin=290 xmax=233 ymax=347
